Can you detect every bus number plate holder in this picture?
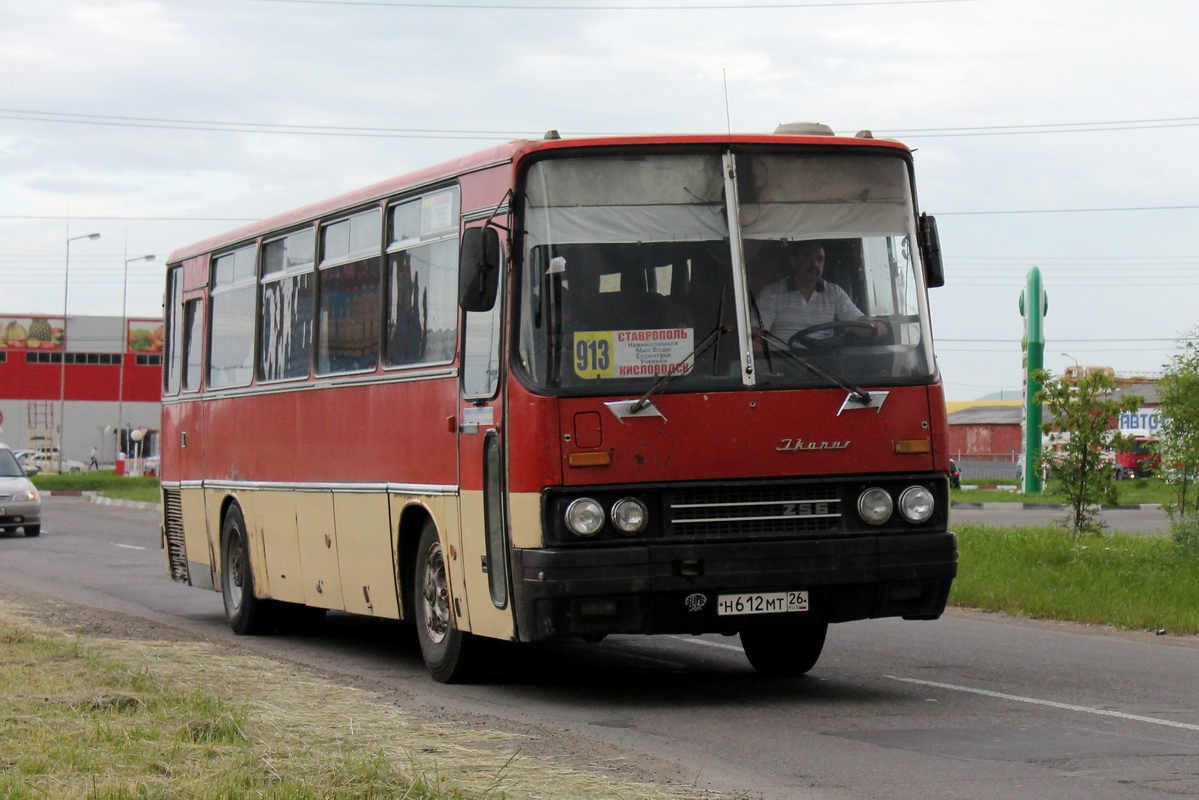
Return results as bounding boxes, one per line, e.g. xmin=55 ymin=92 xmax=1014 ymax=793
xmin=717 ymin=591 xmax=809 ymax=616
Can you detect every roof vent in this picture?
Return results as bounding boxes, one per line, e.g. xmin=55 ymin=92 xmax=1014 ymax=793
xmin=544 ymin=129 xmax=561 ymax=140
xmin=773 ymin=122 xmax=835 ymax=136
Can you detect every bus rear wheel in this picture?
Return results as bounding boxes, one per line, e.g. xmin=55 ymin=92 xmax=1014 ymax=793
xmin=221 ymin=505 xmax=274 ymax=635
xmin=414 ymin=520 xmax=478 ymax=683
xmin=740 ymin=623 xmax=828 ymax=677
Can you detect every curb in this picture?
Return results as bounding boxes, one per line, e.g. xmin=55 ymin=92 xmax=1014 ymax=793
xmin=41 ymin=490 xmax=161 ymax=512
xmin=89 ymin=495 xmax=163 ymax=512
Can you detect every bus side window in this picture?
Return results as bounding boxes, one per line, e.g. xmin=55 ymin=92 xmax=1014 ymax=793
xmin=317 ymin=209 xmax=383 ymax=375
xmin=387 ymin=189 xmax=460 ymax=369
xmin=182 ymin=299 xmax=204 ymax=392
xmin=462 ymin=281 xmax=502 ymax=398
xmin=164 ymin=266 xmax=184 ymax=396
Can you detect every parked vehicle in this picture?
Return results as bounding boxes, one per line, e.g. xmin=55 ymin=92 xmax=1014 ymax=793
xmin=0 ymin=445 xmax=41 ymax=536
xmin=11 ymin=451 xmax=41 ymax=476
xmin=22 ymin=449 xmax=85 ymax=473
xmin=1114 ymin=436 xmax=1159 ymax=480
xmin=949 ymin=460 xmax=961 ymax=489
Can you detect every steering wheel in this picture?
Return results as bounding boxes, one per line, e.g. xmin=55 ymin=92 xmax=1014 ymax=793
xmin=787 ymin=319 xmax=880 ymax=350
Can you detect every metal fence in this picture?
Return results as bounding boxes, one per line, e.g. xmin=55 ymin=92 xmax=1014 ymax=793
xmin=953 ymin=459 xmax=1020 ymax=482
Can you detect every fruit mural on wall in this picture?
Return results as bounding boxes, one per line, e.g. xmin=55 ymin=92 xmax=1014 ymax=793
xmin=0 ymin=317 xmax=66 ymax=350
xmin=126 ymin=320 xmax=165 ymax=353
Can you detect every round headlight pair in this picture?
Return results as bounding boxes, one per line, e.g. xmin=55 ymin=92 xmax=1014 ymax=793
xmin=564 ymin=497 xmax=648 ymax=537
xmin=856 ymin=485 xmax=935 ymax=525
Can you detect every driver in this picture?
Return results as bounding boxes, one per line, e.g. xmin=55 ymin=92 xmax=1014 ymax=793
xmin=754 ymin=240 xmax=883 ymax=347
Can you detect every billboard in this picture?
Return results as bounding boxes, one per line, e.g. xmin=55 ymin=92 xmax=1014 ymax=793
xmin=126 ymin=319 xmax=165 ymax=353
xmin=0 ymin=316 xmax=66 ymax=350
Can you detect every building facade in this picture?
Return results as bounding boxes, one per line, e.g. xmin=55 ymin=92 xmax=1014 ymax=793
xmin=0 ymin=314 xmax=163 ymax=465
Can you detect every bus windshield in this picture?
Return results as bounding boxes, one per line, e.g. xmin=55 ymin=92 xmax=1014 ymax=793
xmin=516 ymin=149 xmax=936 ymax=395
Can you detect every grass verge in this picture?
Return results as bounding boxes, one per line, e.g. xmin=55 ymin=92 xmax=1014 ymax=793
xmin=0 ymin=602 xmax=703 ymax=800
xmin=951 ymin=524 xmax=1199 ymax=635
xmin=32 ymin=470 xmax=160 ymax=505
xmin=952 ymin=477 xmax=1174 ymax=507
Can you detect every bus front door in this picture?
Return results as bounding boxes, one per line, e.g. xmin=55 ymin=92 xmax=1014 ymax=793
xmin=456 ymin=238 xmax=515 ymax=642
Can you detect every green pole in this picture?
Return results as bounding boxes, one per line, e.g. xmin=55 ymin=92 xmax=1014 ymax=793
xmin=1020 ymin=266 xmax=1046 ymax=493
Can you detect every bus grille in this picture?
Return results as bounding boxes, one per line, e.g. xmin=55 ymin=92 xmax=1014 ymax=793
xmin=162 ymin=488 xmax=190 ymax=584
xmin=667 ymin=483 xmax=842 ymax=537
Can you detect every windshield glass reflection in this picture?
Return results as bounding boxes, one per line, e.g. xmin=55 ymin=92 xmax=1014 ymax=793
xmin=516 ymin=150 xmax=935 ymax=395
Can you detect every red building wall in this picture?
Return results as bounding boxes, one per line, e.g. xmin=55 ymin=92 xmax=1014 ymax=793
xmin=0 ymin=357 xmax=160 ymax=403
xmin=948 ymin=424 xmax=1023 ymax=461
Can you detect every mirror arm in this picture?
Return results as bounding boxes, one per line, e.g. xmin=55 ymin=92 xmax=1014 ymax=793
xmin=480 ymin=188 xmax=514 ymax=234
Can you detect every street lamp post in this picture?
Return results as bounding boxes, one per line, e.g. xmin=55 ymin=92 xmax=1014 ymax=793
xmin=59 ymin=232 xmax=101 ymax=473
xmin=1062 ymin=352 xmax=1080 ymax=384
xmin=118 ymin=250 xmax=156 ymax=461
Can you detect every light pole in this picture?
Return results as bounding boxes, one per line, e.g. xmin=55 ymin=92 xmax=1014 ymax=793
xmin=60 ymin=232 xmax=101 ymax=473
xmin=1062 ymin=352 xmax=1080 ymax=384
xmin=118 ymin=250 xmax=156 ymax=462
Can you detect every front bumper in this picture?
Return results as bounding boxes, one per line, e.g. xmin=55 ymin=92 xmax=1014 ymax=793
xmin=0 ymin=499 xmax=41 ymax=530
xmin=511 ymin=531 xmax=957 ymax=641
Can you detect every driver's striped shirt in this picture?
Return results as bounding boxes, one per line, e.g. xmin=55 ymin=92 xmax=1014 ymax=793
xmin=755 ymin=278 xmax=865 ymax=344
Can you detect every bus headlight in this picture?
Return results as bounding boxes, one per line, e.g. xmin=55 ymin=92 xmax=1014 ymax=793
xmin=857 ymin=487 xmax=893 ymax=525
xmin=611 ymin=497 xmax=648 ymax=534
xmin=898 ymin=486 xmax=934 ymax=523
xmin=565 ymin=498 xmax=605 ymax=537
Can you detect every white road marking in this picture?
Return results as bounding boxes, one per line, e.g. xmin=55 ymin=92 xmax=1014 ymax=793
xmin=670 ymin=635 xmax=744 ymax=652
xmin=111 ymin=543 xmax=146 ymax=550
xmin=889 ymin=675 xmax=1199 ymax=733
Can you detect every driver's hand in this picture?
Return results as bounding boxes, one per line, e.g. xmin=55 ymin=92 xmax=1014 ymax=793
xmin=858 ymin=319 xmax=887 ymax=339
xmin=751 ymin=326 xmax=767 ymax=352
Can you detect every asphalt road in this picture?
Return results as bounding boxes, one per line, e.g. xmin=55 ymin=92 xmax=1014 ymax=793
xmin=3 ymin=497 xmax=1197 ymax=799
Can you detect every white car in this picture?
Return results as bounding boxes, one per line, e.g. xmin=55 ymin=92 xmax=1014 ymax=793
xmin=0 ymin=445 xmax=42 ymax=536
xmin=23 ymin=451 xmax=85 ymax=473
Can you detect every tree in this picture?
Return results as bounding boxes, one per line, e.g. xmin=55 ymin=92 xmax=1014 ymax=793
xmin=1155 ymin=333 xmax=1199 ymax=521
xmin=1032 ymin=368 xmax=1142 ymax=537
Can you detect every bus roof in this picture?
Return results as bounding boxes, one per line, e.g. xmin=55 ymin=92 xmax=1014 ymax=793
xmin=166 ymin=130 xmax=912 ymax=264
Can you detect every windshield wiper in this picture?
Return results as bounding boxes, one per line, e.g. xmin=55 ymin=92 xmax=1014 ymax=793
xmin=630 ymin=323 xmax=730 ymax=413
xmin=757 ymin=330 xmax=872 ymax=405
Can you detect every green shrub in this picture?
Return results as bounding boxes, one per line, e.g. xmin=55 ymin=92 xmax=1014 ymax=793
xmin=1172 ymin=513 xmax=1199 ymax=554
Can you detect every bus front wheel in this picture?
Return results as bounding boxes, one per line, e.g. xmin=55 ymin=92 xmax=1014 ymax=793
xmin=414 ymin=520 xmax=478 ymax=683
xmin=221 ymin=505 xmax=274 ymax=635
xmin=740 ymin=623 xmax=828 ymax=677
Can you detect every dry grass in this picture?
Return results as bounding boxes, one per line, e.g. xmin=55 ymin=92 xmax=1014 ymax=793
xmin=0 ymin=602 xmax=711 ymax=799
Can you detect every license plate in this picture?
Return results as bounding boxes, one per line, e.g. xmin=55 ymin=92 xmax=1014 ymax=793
xmin=717 ymin=590 xmax=809 ymax=616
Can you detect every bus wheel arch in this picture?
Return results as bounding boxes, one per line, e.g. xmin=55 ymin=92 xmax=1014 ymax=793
xmin=219 ymin=500 xmax=274 ymax=635
xmin=396 ymin=505 xmax=430 ymax=622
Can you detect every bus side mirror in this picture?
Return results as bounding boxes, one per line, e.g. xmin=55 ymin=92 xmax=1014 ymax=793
xmin=919 ymin=213 xmax=944 ymax=288
xmin=460 ymin=226 xmax=501 ymax=312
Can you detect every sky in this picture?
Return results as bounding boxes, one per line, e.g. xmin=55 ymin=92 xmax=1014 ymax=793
xmin=2 ymin=0 xmax=1197 ymax=400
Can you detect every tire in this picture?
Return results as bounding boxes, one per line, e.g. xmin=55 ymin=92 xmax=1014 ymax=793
xmin=741 ymin=623 xmax=828 ymax=677
xmin=414 ymin=520 xmax=479 ymax=683
xmin=220 ymin=505 xmax=275 ymax=635
xmin=23 ymin=525 xmax=40 ymax=537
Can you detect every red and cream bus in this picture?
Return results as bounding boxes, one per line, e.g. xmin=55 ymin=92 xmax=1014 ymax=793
xmin=160 ymin=124 xmax=956 ymax=682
